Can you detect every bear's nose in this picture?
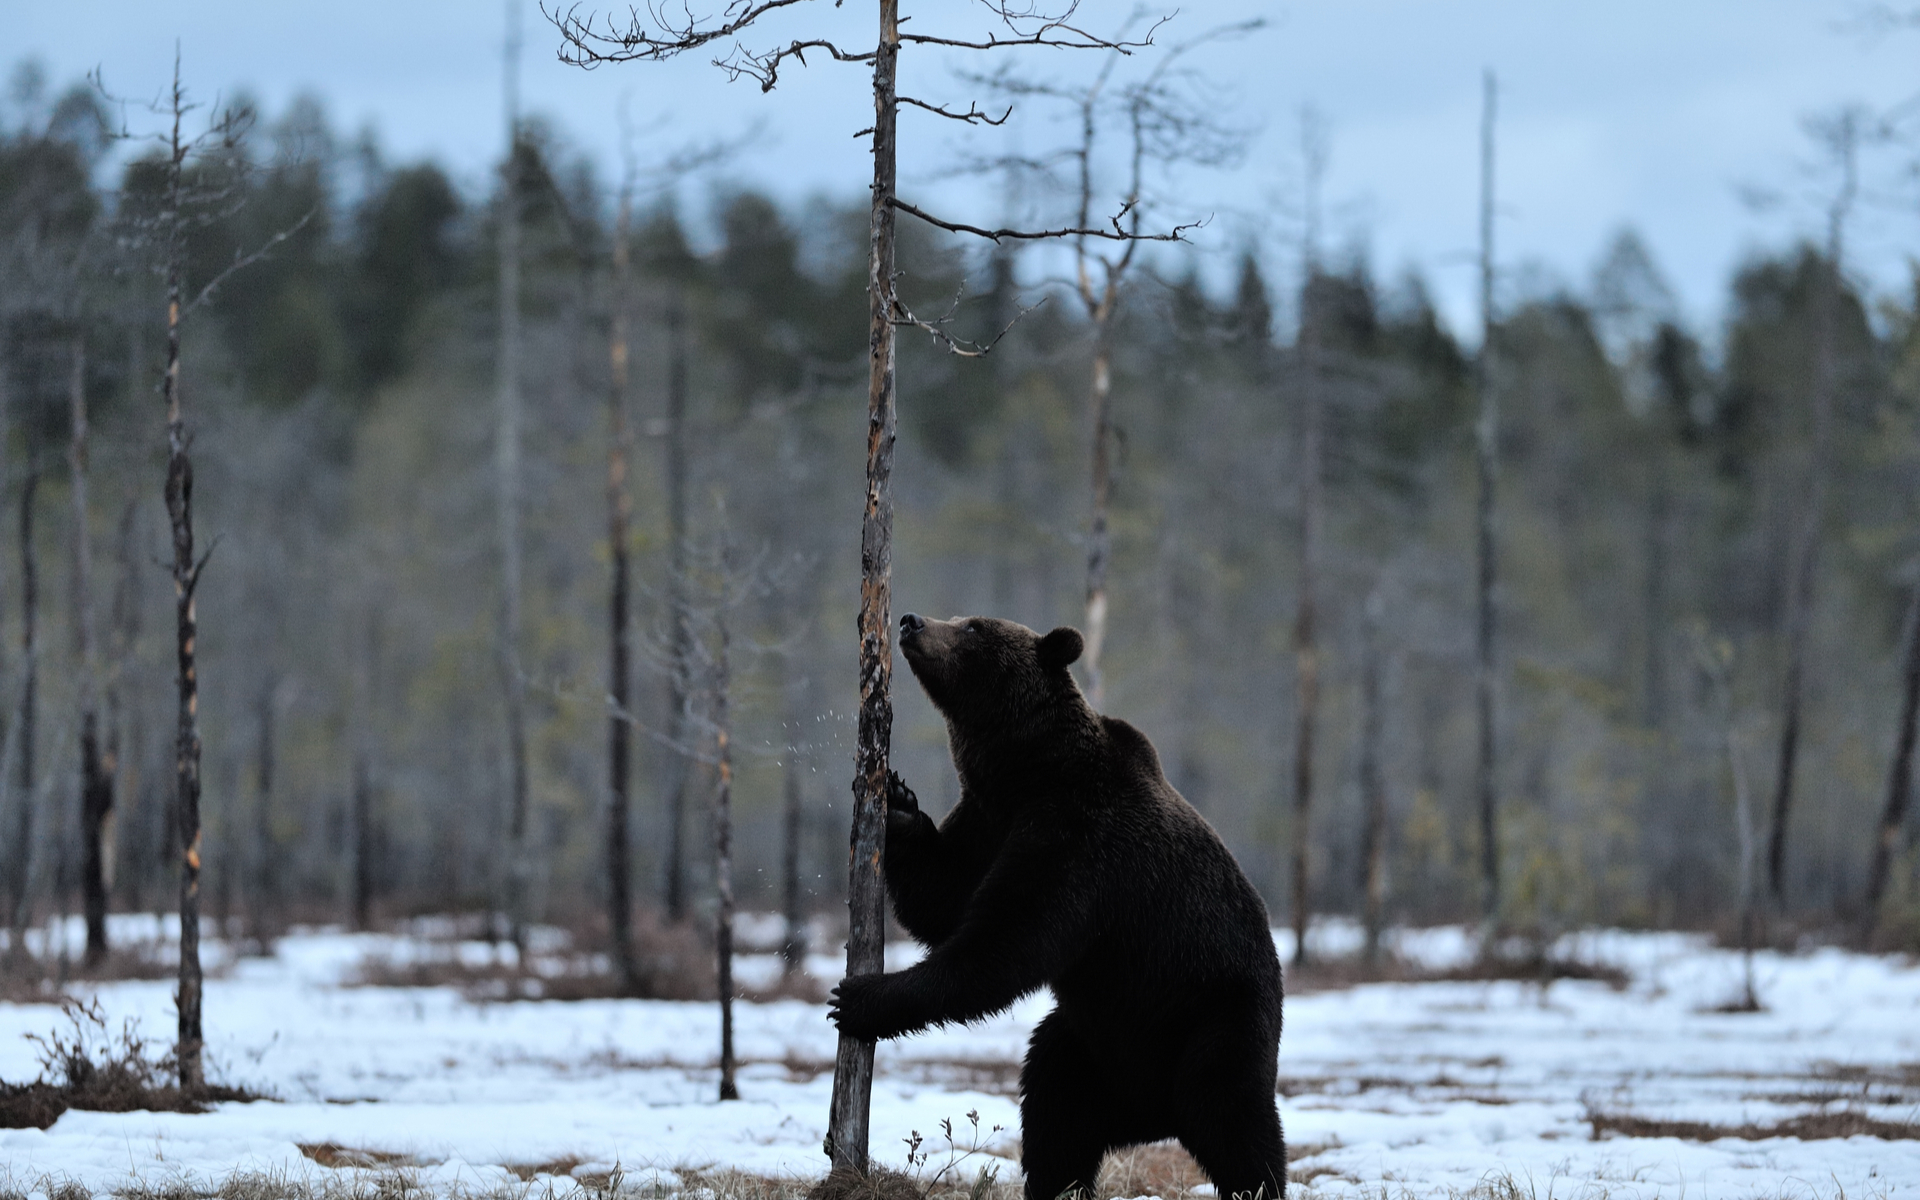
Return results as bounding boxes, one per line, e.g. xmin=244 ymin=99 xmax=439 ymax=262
xmin=900 ymin=612 xmax=926 ymax=638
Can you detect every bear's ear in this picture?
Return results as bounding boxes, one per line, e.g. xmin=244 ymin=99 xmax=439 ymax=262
xmin=1039 ymin=626 xmax=1084 ymax=670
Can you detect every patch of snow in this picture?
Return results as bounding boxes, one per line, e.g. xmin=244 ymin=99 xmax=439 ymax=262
xmin=1 ymin=920 xmax=1916 ymax=1198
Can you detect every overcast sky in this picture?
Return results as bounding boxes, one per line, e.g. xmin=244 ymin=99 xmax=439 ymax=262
xmin=11 ymin=1 xmax=1920 ymax=339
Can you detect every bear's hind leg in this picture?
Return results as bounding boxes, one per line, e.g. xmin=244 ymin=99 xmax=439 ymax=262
xmin=1174 ymin=1092 xmax=1287 ymax=1200
xmin=1020 ymin=1012 xmax=1162 ymax=1200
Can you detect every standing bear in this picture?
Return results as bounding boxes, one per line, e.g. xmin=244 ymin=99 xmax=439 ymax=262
xmin=829 ymin=614 xmax=1287 ymax=1200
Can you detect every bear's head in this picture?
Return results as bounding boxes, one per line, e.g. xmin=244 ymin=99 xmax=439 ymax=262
xmin=898 ymin=613 xmax=1087 ymax=741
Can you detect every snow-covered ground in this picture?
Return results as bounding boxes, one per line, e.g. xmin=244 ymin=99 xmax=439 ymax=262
xmin=2 ymin=916 xmax=1918 ymax=1199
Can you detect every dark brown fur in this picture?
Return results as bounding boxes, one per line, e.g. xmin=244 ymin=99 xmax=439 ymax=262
xmin=830 ymin=615 xmax=1287 ymax=1200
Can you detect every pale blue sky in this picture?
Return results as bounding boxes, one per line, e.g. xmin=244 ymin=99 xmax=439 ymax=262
xmin=11 ymin=1 xmax=1920 ymax=338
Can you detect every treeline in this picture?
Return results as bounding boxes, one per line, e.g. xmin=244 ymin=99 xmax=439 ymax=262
xmin=1 ymin=62 xmax=1917 ymax=963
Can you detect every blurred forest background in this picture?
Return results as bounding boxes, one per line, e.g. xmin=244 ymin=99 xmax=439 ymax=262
xmin=2 ymin=26 xmax=1919 ymax=982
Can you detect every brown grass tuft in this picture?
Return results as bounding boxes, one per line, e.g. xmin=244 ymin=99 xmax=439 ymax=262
xmin=1589 ymin=1108 xmax=1920 ymax=1141
xmin=0 ymin=998 xmax=263 ymax=1130
xmin=807 ymin=1167 xmax=927 ymax=1200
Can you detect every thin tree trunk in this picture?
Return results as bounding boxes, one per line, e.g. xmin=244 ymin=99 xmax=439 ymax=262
xmin=249 ymin=675 xmax=275 ymax=950
xmin=20 ymin=465 xmax=39 ymax=913
xmin=1729 ymin=705 xmax=1759 ymax=1009
xmin=663 ymin=299 xmax=692 ymax=922
xmin=1082 ymin=331 xmax=1113 ymax=708
xmin=353 ymin=749 xmax=374 ymax=932
xmin=781 ymin=673 xmax=807 ymax=979
xmin=828 ymin=0 xmax=899 ymax=1172
xmin=1766 ymin=135 xmax=1852 ymax=904
xmin=1290 ymin=187 xmax=1325 ymax=968
xmin=164 ymin=68 xmax=207 ymax=1090
xmin=1359 ymin=587 xmax=1388 ymax=967
xmin=107 ymin=499 xmax=138 ymax=915
xmin=1473 ymin=70 xmax=1501 ymax=929
xmin=607 ymin=182 xmax=639 ymax=992
xmin=70 ymin=334 xmax=113 ymax=967
xmin=495 ymin=0 xmax=532 ymax=951
xmin=714 ymin=587 xmax=738 ymax=1102
xmin=1867 ymin=584 xmax=1920 ymax=937
xmin=1643 ymin=448 xmax=1669 ymax=730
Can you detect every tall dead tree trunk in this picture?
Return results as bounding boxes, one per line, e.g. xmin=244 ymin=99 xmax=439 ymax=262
xmin=606 ymin=180 xmax=639 ymax=992
xmin=495 ymin=0 xmax=533 ymax=951
xmin=713 ymin=584 xmax=739 ymax=1102
xmin=781 ymin=671 xmax=807 ymax=979
xmin=663 ymin=299 xmax=692 ymax=922
xmin=1473 ymin=69 xmax=1501 ymax=929
xmin=161 ymin=70 xmax=207 ymax=1092
xmin=1867 ymin=583 xmax=1920 ymax=938
xmin=249 ymin=675 xmax=276 ymax=950
xmin=1359 ymin=586 xmax=1388 ymax=966
xmin=1289 ymin=114 xmax=1327 ymax=967
xmin=352 ymin=750 xmax=374 ymax=932
xmin=19 ymin=463 xmax=39 ymax=926
xmin=1083 ymin=330 xmax=1114 ymax=706
xmin=829 ymin=0 xmax=900 ymax=1172
xmin=1766 ymin=115 xmax=1856 ymax=906
xmin=70 ymin=334 xmax=113 ymax=966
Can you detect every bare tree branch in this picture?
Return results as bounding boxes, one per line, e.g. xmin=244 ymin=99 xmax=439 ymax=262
xmin=898 ymin=95 xmax=1011 ymax=126
xmin=890 ymin=195 xmax=1202 ymax=244
xmin=181 ymin=209 xmax=315 ymax=319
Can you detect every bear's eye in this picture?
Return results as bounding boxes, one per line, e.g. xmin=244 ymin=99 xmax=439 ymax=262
xmin=966 ymin=621 xmax=981 ymax=634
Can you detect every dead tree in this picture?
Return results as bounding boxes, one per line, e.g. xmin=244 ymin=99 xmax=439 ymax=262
xmin=69 ymin=334 xmax=114 ymax=966
xmin=107 ymin=51 xmax=306 ymax=1091
xmin=1765 ymin=109 xmax=1860 ymax=906
xmin=711 ymin=543 xmax=739 ymax=1102
xmin=605 ymin=162 xmax=640 ymax=991
xmin=1867 ymin=581 xmax=1920 ymax=939
xmin=553 ymin=1 xmax=1188 ymax=1169
xmin=662 ymin=297 xmax=693 ymax=922
xmin=780 ymin=666 xmax=808 ymax=979
xmin=964 ymin=28 xmax=1251 ymax=707
xmin=1288 ymin=108 xmax=1329 ymax=967
xmin=15 ymin=461 xmax=38 ymax=931
xmin=495 ymin=0 xmax=535 ymax=953
xmin=1473 ymin=69 xmax=1501 ymax=930
xmin=1695 ymin=628 xmax=1760 ymax=1010
xmin=1358 ymin=585 xmax=1389 ymax=967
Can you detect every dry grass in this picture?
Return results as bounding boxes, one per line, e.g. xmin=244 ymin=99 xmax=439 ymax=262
xmin=1284 ymin=952 xmax=1628 ymax=995
xmin=0 ymin=998 xmax=262 ymax=1130
xmin=1587 ymin=1108 xmax=1920 ymax=1141
xmin=354 ymin=916 xmax=713 ymax=1002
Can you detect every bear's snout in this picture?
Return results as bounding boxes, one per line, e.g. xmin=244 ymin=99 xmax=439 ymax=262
xmin=900 ymin=612 xmax=926 ymax=639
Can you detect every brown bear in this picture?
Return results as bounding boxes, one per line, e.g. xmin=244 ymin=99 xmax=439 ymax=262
xmin=829 ymin=614 xmax=1287 ymax=1200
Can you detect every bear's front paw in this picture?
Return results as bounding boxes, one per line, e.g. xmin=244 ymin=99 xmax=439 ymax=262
xmin=829 ymin=973 xmax=903 ymax=1041
xmin=886 ymin=771 xmax=920 ymax=815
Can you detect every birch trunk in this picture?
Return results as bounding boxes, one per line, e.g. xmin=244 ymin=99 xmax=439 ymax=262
xmin=1473 ymin=70 xmax=1501 ymax=928
xmin=495 ymin=0 xmax=532 ymax=950
xmin=827 ymin=0 xmax=899 ymax=1172
xmin=1082 ymin=336 xmax=1113 ymax=708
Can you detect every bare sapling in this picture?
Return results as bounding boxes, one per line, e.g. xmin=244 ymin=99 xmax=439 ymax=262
xmin=102 ymin=48 xmax=310 ymax=1091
